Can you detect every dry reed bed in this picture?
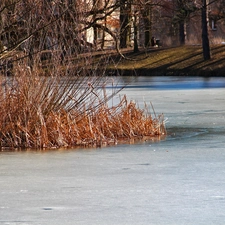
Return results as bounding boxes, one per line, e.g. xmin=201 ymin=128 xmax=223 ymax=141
xmin=0 ymin=93 xmax=166 ymax=150
xmin=0 ymin=84 xmax=165 ymax=150
xmin=0 ymin=56 xmax=166 ymax=150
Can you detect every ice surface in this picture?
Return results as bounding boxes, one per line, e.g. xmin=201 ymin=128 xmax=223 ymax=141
xmin=0 ymin=77 xmax=225 ymax=225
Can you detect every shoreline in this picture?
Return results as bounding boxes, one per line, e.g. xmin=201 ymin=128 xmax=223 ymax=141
xmin=106 ymin=68 xmax=225 ymax=77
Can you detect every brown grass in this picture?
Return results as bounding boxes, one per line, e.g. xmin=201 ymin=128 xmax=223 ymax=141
xmin=0 ymin=60 xmax=166 ymax=150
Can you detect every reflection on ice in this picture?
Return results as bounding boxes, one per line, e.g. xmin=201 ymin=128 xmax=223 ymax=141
xmin=166 ymin=126 xmax=208 ymax=140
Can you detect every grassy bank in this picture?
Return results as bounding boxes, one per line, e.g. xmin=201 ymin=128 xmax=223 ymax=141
xmin=108 ymin=45 xmax=225 ymax=76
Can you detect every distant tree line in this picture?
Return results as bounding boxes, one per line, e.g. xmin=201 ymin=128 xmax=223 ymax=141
xmin=0 ymin=0 xmax=225 ymax=66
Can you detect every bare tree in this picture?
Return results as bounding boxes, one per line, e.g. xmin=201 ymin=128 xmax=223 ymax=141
xmin=137 ymin=0 xmax=153 ymax=47
xmin=201 ymin=0 xmax=211 ymax=60
xmin=119 ymin=0 xmax=130 ymax=48
xmin=173 ymin=0 xmax=198 ymax=45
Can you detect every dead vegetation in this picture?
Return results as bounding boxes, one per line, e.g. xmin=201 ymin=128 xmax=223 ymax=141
xmin=0 ymin=58 xmax=166 ymax=150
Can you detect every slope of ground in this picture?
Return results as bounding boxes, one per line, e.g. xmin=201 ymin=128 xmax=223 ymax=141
xmin=107 ymin=45 xmax=225 ymax=76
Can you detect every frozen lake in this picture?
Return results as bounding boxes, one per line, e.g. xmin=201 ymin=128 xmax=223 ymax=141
xmin=1 ymin=77 xmax=225 ymax=225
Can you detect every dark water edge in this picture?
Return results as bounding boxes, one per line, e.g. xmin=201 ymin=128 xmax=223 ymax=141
xmin=166 ymin=126 xmax=225 ymax=141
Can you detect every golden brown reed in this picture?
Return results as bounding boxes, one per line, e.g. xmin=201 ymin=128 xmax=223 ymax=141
xmin=0 ymin=58 xmax=166 ymax=150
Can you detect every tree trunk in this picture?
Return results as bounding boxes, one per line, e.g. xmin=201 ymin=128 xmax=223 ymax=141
xmin=93 ymin=25 xmax=98 ymax=48
xmin=179 ymin=21 xmax=185 ymax=45
xmin=202 ymin=0 xmax=211 ymax=60
xmin=120 ymin=0 xmax=128 ymax=48
xmin=143 ymin=7 xmax=151 ymax=47
xmin=93 ymin=0 xmax=98 ymax=49
xmin=133 ymin=12 xmax=139 ymax=53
